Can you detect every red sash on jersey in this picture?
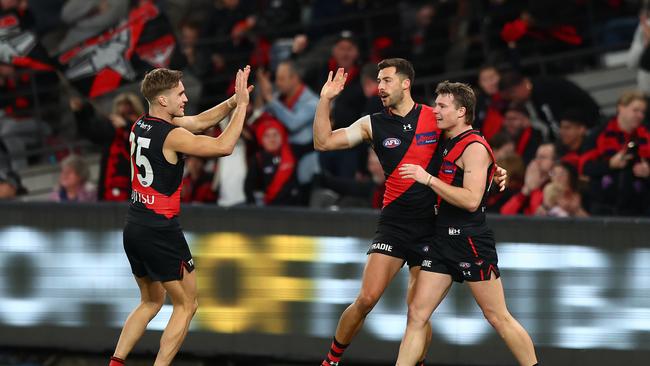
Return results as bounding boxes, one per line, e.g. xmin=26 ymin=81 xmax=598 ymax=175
xmin=384 ymin=105 xmax=438 ymax=207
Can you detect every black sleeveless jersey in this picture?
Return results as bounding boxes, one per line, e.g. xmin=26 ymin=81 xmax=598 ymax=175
xmin=371 ymin=104 xmax=441 ymax=220
xmin=435 ymin=129 xmax=496 ymax=229
xmin=127 ymin=115 xmax=184 ymax=226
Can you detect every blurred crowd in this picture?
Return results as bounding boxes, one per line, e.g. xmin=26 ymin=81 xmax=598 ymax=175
xmin=1 ymin=0 xmax=650 ymax=217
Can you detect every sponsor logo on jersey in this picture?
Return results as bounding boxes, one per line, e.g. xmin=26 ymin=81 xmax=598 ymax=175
xmin=370 ymin=242 xmax=393 ymax=252
xmin=403 ymin=123 xmax=413 ymax=131
xmin=475 ymin=259 xmax=484 ymax=266
xmin=136 ymin=120 xmax=152 ymax=132
xmin=422 ymin=259 xmax=432 ymax=267
xmin=459 ymin=262 xmax=471 ymax=269
xmin=442 ymin=161 xmax=456 ymax=174
xmin=131 ymin=189 xmax=155 ymax=205
xmin=448 ymin=227 xmax=461 ymax=235
xmin=382 ymin=138 xmax=401 ymax=148
xmin=416 ymin=131 xmax=438 ymax=145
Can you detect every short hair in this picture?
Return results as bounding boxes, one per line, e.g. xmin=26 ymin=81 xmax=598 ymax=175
xmin=617 ymin=90 xmax=647 ymax=107
xmin=140 ymin=68 xmax=183 ymax=103
xmin=505 ymin=101 xmax=529 ymax=117
xmin=61 ymin=154 xmax=90 ymax=183
xmin=560 ymin=108 xmax=589 ymax=127
xmin=377 ymin=58 xmax=415 ymax=83
xmin=277 ymin=60 xmax=303 ymax=79
xmin=489 ymin=132 xmax=513 ymax=150
xmin=498 ymin=69 xmax=525 ymax=92
xmin=112 ymin=92 xmax=145 ymax=116
xmin=435 ymin=80 xmax=476 ymax=124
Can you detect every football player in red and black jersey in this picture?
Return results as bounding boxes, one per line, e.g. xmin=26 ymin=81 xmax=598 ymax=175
xmin=110 ymin=66 xmax=251 ymax=366
xmin=397 ymin=81 xmax=537 ymax=366
xmin=314 ymin=59 xmax=507 ymax=366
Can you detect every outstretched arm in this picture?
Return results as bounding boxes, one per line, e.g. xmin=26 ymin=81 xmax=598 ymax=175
xmin=165 ymin=66 xmax=251 ymax=157
xmin=172 ymin=77 xmax=254 ymax=134
xmin=400 ymin=143 xmax=491 ymax=212
xmin=313 ymin=68 xmax=371 ymax=150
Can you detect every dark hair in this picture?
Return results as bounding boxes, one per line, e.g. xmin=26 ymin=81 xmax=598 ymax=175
xmin=560 ymin=108 xmax=589 ymax=127
xmin=377 ymin=58 xmax=415 ymax=84
xmin=435 ymin=80 xmax=476 ymax=124
xmin=505 ymin=101 xmax=530 ymax=117
xmin=555 ymin=161 xmax=579 ymax=192
xmin=489 ymin=132 xmax=513 ymax=150
xmin=277 ymin=59 xmax=303 ymax=79
xmin=141 ymin=68 xmax=183 ymax=103
xmin=498 ymin=70 xmax=525 ymax=92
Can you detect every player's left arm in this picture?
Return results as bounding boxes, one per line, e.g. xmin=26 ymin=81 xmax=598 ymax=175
xmin=399 ymin=143 xmax=491 ymax=212
xmin=172 ymin=89 xmax=254 ymax=134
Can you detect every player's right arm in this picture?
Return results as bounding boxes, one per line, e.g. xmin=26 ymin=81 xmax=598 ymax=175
xmin=164 ymin=67 xmax=250 ymax=158
xmin=313 ymin=68 xmax=372 ymax=151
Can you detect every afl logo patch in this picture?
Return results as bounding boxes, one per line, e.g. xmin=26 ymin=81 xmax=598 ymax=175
xmin=383 ymin=137 xmax=401 ymax=148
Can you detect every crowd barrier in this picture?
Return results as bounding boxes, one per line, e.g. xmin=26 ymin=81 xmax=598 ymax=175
xmin=0 ymin=202 xmax=649 ymax=365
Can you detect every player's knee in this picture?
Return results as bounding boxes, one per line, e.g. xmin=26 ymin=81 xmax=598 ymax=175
xmin=483 ymin=309 xmax=511 ymax=330
xmin=406 ymin=302 xmax=429 ymax=327
xmin=143 ymin=299 xmax=164 ymax=315
xmin=355 ymin=292 xmax=380 ymax=313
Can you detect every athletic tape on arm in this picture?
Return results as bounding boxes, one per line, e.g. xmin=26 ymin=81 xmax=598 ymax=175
xmin=344 ymin=115 xmax=370 ymax=147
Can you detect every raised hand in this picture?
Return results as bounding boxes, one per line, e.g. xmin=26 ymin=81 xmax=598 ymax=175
xmin=235 ymin=65 xmax=252 ymax=106
xmin=320 ymin=67 xmax=348 ymax=100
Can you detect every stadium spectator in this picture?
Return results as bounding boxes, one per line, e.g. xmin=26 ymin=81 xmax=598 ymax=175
xmin=474 ymin=65 xmax=507 ymax=141
xmin=0 ymin=169 xmax=27 ymax=200
xmin=360 ymin=63 xmax=383 ymax=115
xmin=49 ymin=154 xmax=97 ymax=202
xmin=489 ymin=132 xmax=516 ymax=161
xmin=501 ymin=102 xmax=543 ymax=164
xmin=245 ymin=115 xmax=300 ymax=206
xmin=556 ymin=109 xmax=590 ymax=172
xmin=500 ymin=143 xmax=555 ymax=215
xmin=181 ymin=156 xmax=217 ymax=203
xmin=582 ymin=90 xmax=650 ymax=216
xmin=70 ymin=92 xmax=144 ymax=201
xmin=317 ymin=31 xmax=367 ymax=179
xmin=487 ymin=152 xmax=525 ymax=213
xmin=256 ymin=60 xmax=319 ymax=189
xmin=498 ymin=69 xmax=600 ymax=140
xmin=536 ymin=161 xmax=588 ymax=217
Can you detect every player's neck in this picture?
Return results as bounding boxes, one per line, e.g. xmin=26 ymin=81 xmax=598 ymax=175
xmin=445 ymin=123 xmax=472 ymax=139
xmin=389 ymin=97 xmax=415 ymax=117
xmin=148 ymin=107 xmax=172 ymax=122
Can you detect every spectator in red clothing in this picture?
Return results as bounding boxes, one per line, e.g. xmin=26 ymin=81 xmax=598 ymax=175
xmin=474 ymin=65 xmax=507 ymax=141
xmin=500 ymin=143 xmax=555 ymax=215
xmin=556 ymin=109 xmax=590 ymax=172
xmin=181 ymin=156 xmax=217 ymax=204
xmin=582 ymin=90 xmax=650 ymax=216
xmin=245 ymin=115 xmax=300 ymax=206
xmin=502 ymin=102 xmax=544 ymax=164
xmin=70 ymin=92 xmax=144 ymax=201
